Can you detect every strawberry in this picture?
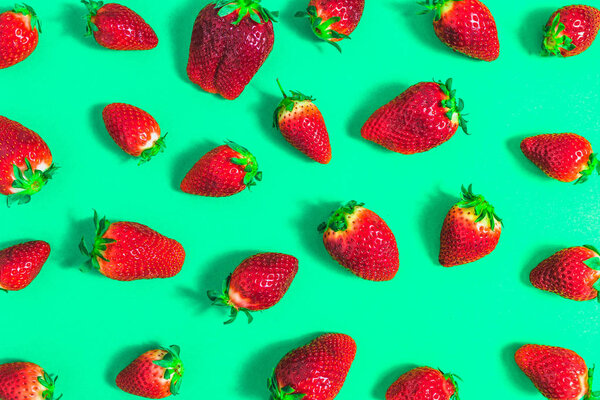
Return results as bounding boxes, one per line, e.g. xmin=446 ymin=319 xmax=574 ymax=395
xmin=419 ymin=0 xmax=499 ymax=61
xmin=102 ymin=103 xmax=167 ymax=164
xmin=0 ymin=4 xmax=41 ymax=69
xmin=386 ymin=367 xmax=460 ymax=400
xmin=520 ymin=133 xmax=599 ymax=184
xmin=0 ymin=116 xmax=57 ymax=207
xmin=439 ymin=185 xmax=501 ymax=267
xmin=180 ymin=141 xmax=262 ymax=197
xmin=79 ymin=211 xmax=185 ymax=281
xmin=186 ymin=0 xmax=277 ymax=100
xmin=82 ymin=1 xmax=158 ymax=50
xmin=269 ymin=333 xmax=356 ymax=400
xmin=530 ymin=245 xmax=600 ymax=302
xmin=295 ymin=0 xmax=365 ymax=52
xmin=542 ymin=5 xmax=600 ymax=57
xmin=208 ymin=252 xmax=298 ymax=324
xmin=273 ymin=80 xmax=332 ymax=164
xmin=361 ymin=79 xmax=467 ymax=154
xmin=116 ymin=345 xmax=183 ymax=399
xmin=318 ymin=201 xmax=399 ymax=281
xmin=515 ymin=344 xmax=597 ymax=400
xmin=0 ymin=241 xmax=50 ymax=291
xmin=0 ymin=362 xmax=60 ymax=400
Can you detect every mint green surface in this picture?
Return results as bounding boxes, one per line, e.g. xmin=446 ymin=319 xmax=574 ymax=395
xmin=1 ymin=0 xmax=600 ymax=398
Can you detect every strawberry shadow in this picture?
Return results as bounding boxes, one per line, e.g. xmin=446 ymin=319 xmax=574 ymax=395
xmin=89 ymin=103 xmax=130 ymax=163
xmin=371 ymin=363 xmax=418 ymax=398
xmin=519 ymin=8 xmax=555 ymax=55
xmin=169 ymin=0 xmax=198 ymax=84
xmin=502 ymin=343 xmax=538 ymax=394
xmin=0 ymin=238 xmax=36 ymax=250
xmin=520 ymin=244 xmax=562 ymax=288
xmin=62 ymin=3 xmax=100 ymax=50
xmin=57 ymin=213 xmax=90 ymax=270
xmin=394 ymin=1 xmax=450 ymax=54
xmin=105 ymin=342 xmax=160 ymax=387
xmin=506 ymin=135 xmax=548 ymax=180
xmin=294 ymin=200 xmax=342 ymax=267
xmin=170 ymin=140 xmax=215 ymax=191
xmin=419 ymin=188 xmax=455 ymax=265
xmin=282 ymin=0 xmax=326 ymax=53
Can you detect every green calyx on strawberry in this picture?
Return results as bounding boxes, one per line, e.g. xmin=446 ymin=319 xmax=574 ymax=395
xmin=8 ymin=158 xmax=58 ymax=207
xmin=227 ymin=140 xmax=262 ymax=188
xmin=79 ymin=210 xmax=116 ymax=271
xmin=268 ymin=371 xmax=305 ymax=400
xmin=272 ymin=79 xmax=315 ymax=129
xmin=207 ymin=274 xmax=254 ymax=324
xmin=139 ymin=134 xmax=168 ymax=165
xmin=418 ymin=0 xmax=461 ymax=21
xmin=318 ymin=201 xmax=364 ymax=232
xmin=153 ymin=345 xmax=184 ymax=395
xmin=37 ymin=370 xmax=61 ymax=400
xmin=214 ymin=0 xmax=279 ymax=25
xmin=575 ymin=153 xmax=600 ymax=184
xmin=13 ymin=3 xmax=41 ymax=33
xmin=586 ymin=365 xmax=600 ymax=400
xmin=438 ymin=78 xmax=468 ymax=134
xmin=295 ymin=5 xmax=349 ymax=52
xmin=582 ymin=244 xmax=600 ymax=302
xmin=442 ymin=370 xmax=462 ymax=400
xmin=82 ymin=0 xmax=103 ymax=35
xmin=457 ymin=184 xmax=501 ymax=231
xmin=542 ymin=13 xmax=576 ymax=56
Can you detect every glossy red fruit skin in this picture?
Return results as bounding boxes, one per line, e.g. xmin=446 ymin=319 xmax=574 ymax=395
xmin=530 ymin=246 xmax=600 ymax=301
xmin=272 ymin=333 xmax=356 ymax=400
xmin=102 ymin=103 xmax=162 ymax=157
xmin=545 ymin=5 xmax=600 ymax=57
xmin=515 ymin=344 xmax=589 ymax=400
xmin=187 ymin=4 xmax=274 ymax=100
xmin=116 ymin=349 xmax=177 ymax=399
xmin=0 ymin=8 xmax=39 ymax=69
xmin=309 ymin=0 xmax=365 ymax=39
xmin=0 ymin=241 xmax=50 ymax=291
xmin=90 ymin=3 xmax=158 ymax=50
xmin=386 ymin=367 xmax=456 ymax=400
xmin=0 ymin=362 xmax=52 ymax=400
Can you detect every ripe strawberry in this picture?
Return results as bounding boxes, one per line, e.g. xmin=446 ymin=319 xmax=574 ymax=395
xmin=386 ymin=367 xmax=460 ymax=400
xmin=0 ymin=116 xmax=57 ymax=207
xmin=208 ymin=252 xmax=298 ymax=324
xmin=361 ymin=79 xmax=467 ymax=154
xmin=79 ymin=211 xmax=185 ymax=281
xmin=186 ymin=0 xmax=277 ymax=100
xmin=102 ymin=103 xmax=166 ymax=164
xmin=520 ymin=133 xmax=599 ymax=184
xmin=0 ymin=4 xmax=41 ymax=69
xmin=180 ymin=141 xmax=262 ymax=197
xmin=295 ymin=0 xmax=365 ymax=52
xmin=116 ymin=345 xmax=183 ymax=399
xmin=515 ymin=344 xmax=596 ymax=400
xmin=542 ymin=5 xmax=600 ymax=57
xmin=269 ymin=333 xmax=356 ymax=400
xmin=439 ymin=185 xmax=501 ymax=267
xmin=0 ymin=362 xmax=60 ymax=400
xmin=273 ymin=80 xmax=331 ymax=164
xmin=419 ymin=0 xmax=499 ymax=61
xmin=0 ymin=241 xmax=50 ymax=291
xmin=318 ymin=201 xmax=399 ymax=281
xmin=82 ymin=1 xmax=158 ymax=50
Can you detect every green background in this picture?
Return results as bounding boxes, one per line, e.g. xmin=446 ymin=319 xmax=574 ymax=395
xmin=1 ymin=0 xmax=600 ymax=398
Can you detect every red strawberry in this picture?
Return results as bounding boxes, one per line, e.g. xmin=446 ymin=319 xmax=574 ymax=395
xmin=0 ymin=4 xmax=41 ymax=69
xmin=208 ymin=252 xmax=298 ymax=324
xmin=0 ymin=241 xmax=50 ymax=291
xmin=386 ymin=367 xmax=460 ymax=400
xmin=419 ymin=0 xmax=499 ymax=61
xmin=269 ymin=333 xmax=356 ymax=400
xmin=318 ymin=201 xmax=399 ymax=281
xmin=515 ymin=344 xmax=596 ymax=400
xmin=79 ymin=211 xmax=185 ymax=281
xmin=102 ymin=103 xmax=166 ymax=164
xmin=0 ymin=362 xmax=60 ymax=400
xmin=530 ymin=245 xmax=600 ymax=302
xmin=186 ymin=0 xmax=277 ymax=100
xmin=520 ymin=133 xmax=598 ymax=184
xmin=180 ymin=141 xmax=262 ymax=197
xmin=361 ymin=79 xmax=467 ymax=154
xmin=295 ymin=0 xmax=365 ymax=52
xmin=116 ymin=345 xmax=183 ymax=399
xmin=0 ymin=116 xmax=57 ymax=206
xmin=439 ymin=185 xmax=501 ymax=267
xmin=542 ymin=5 xmax=600 ymax=57
xmin=273 ymin=80 xmax=332 ymax=164
xmin=82 ymin=1 xmax=158 ymax=50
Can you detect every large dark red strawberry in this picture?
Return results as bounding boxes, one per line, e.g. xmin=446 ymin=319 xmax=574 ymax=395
xmin=180 ymin=141 xmax=262 ymax=197
xmin=0 ymin=116 xmax=57 ymax=206
xmin=530 ymin=245 xmax=600 ymax=302
xmin=419 ymin=0 xmax=499 ymax=61
xmin=361 ymin=79 xmax=467 ymax=154
xmin=295 ymin=0 xmax=365 ymax=52
xmin=0 ymin=4 xmax=41 ymax=69
xmin=208 ymin=252 xmax=298 ymax=324
xmin=187 ymin=0 xmax=277 ymax=100
xmin=0 ymin=362 xmax=60 ymax=400
xmin=79 ymin=211 xmax=185 ymax=281
xmin=515 ymin=344 xmax=596 ymax=400
xmin=439 ymin=185 xmax=501 ymax=267
xmin=543 ymin=5 xmax=600 ymax=57
xmin=273 ymin=80 xmax=331 ymax=164
xmin=0 ymin=241 xmax=50 ymax=291
xmin=386 ymin=367 xmax=460 ymax=400
xmin=521 ymin=133 xmax=599 ymax=183
xmin=82 ymin=0 xmax=158 ymax=50
xmin=116 ymin=345 xmax=183 ymax=399
xmin=269 ymin=333 xmax=356 ymax=400
xmin=318 ymin=201 xmax=399 ymax=281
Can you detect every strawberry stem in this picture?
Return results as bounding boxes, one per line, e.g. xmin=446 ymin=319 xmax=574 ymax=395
xmin=437 ymin=78 xmax=468 ymax=134
xmin=7 ymin=159 xmax=58 ymax=207
xmin=456 ymin=185 xmax=501 ymax=231
xmin=542 ymin=13 xmax=576 ymax=56
xmin=318 ymin=201 xmax=365 ymax=233
xmin=153 ymin=345 xmax=184 ymax=395
xmin=272 ymin=81 xmax=315 ymax=129
xmin=78 ymin=210 xmax=116 ymax=272
xmin=268 ymin=371 xmax=306 ymax=399
xmin=574 ymin=153 xmax=600 ymax=184
xmin=276 ymin=79 xmax=287 ymax=98
xmin=37 ymin=370 xmax=61 ymax=400
xmin=417 ymin=0 xmax=461 ymax=21
xmin=207 ymin=274 xmax=254 ymax=324
xmin=214 ymin=0 xmax=279 ymax=25
xmin=295 ymin=5 xmax=349 ymax=53
xmin=226 ymin=141 xmax=262 ymax=190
